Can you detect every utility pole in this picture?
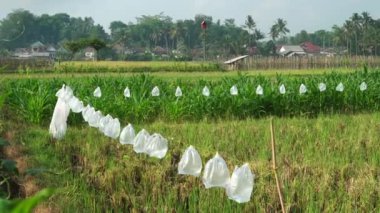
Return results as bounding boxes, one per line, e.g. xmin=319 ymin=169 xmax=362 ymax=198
xmin=201 ymin=20 xmax=207 ymax=61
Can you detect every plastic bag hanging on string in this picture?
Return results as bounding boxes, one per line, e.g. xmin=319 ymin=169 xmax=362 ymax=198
xmin=120 ymin=124 xmax=135 ymax=145
xmin=178 ymin=145 xmax=203 ymax=177
xmin=145 ymin=133 xmax=168 ymax=159
xmin=175 ymin=86 xmax=182 ymax=97
xmin=68 ymin=96 xmax=84 ymax=113
xmin=98 ymin=114 xmax=113 ymax=134
xmin=104 ymin=118 xmax=121 ymax=139
xmin=124 ymin=87 xmax=131 ymax=98
xmin=81 ymin=105 xmax=92 ymax=122
xmin=202 ymin=153 xmax=230 ymax=189
xmin=279 ymin=84 xmax=286 ymax=94
xmin=151 ymin=86 xmax=160 ymax=97
xmin=226 ymin=163 xmax=255 ymax=203
xmin=336 ymin=82 xmax=344 ymax=92
xmin=299 ymin=84 xmax=307 ymax=94
xmin=49 ymin=98 xmax=70 ymax=140
xmin=318 ymin=83 xmax=326 ymax=92
xmin=360 ymin=82 xmax=367 ymax=91
xmin=230 ymin=85 xmax=238 ymax=96
xmin=56 ymin=84 xmax=74 ymax=103
xmin=93 ymin=87 xmax=102 ymax=98
xmin=133 ymin=129 xmax=150 ymax=153
xmin=256 ymin=85 xmax=263 ymax=96
xmin=88 ymin=110 xmax=103 ymax=128
xmin=202 ymin=86 xmax=210 ymax=97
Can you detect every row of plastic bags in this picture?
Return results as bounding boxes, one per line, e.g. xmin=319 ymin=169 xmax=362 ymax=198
xmin=91 ymin=81 xmax=369 ymax=98
xmin=50 ymin=85 xmax=253 ymax=203
xmin=49 ymin=85 xmax=169 ymax=159
xmin=120 ymin=126 xmax=168 ymax=159
xmin=178 ymin=146 xmax=254 ymax=203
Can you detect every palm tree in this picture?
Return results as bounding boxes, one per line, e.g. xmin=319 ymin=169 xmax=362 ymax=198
xmin=270 ymin=18 xmax=289 ymax=42
xmin=270 ymin=18 xmax=289 ymax=55
xmin=244 ymin=15 xmax=256 ymax=46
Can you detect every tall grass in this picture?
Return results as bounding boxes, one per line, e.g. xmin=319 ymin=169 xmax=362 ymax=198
xmin=12 ymin=114 xmax=380 ymax=211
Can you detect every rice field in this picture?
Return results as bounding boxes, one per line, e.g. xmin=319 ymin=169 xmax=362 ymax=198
xmin=1 ymin=66 xmax=380 ymax=212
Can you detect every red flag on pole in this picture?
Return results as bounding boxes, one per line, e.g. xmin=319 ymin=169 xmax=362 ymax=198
xmin=201 ymin=20 xmax=207 ymax=30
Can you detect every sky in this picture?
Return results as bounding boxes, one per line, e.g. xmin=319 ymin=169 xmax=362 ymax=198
xmin=1 ymin=0 xmax=379 ymax=35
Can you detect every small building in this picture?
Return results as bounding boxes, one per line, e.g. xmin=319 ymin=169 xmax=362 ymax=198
xmin=14 ymin=48 xmax=31 ymax=58
xmin=300 ymin=42 xmax=321 ymax=55
xmin=224 ymin=55 xmax=249 ymax=70
xmin=13 ymin=41 xmax=56 ymax=59
xmin=277 ymin=45 xmax=306 ymax=57
xmin=84 ymin=47 xmax=97 ymax=61
xmin=152 ymin=46 xmax=168 ymax=55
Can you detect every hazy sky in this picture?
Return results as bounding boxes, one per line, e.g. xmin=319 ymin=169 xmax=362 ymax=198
xmin=1 ymin=0 xmax=379 ymax=34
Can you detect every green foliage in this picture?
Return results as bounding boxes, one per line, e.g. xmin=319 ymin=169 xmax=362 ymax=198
xmin=64 ymin=38 xmax=106 ymax=53
xmin=0 ymin=188 xmax=54 ymax=213
xmin=6 ymin=80 xmax=53 ymax=124
xmin=5 ymin=68 xmax=380 ymax=124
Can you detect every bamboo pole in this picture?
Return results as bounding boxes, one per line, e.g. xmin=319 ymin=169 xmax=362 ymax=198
xmin=270 ymin=118 xmax=286 ymax=213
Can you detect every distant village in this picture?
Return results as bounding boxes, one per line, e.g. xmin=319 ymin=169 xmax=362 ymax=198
xmin=12 ymin=40 xmax=338 ymax=62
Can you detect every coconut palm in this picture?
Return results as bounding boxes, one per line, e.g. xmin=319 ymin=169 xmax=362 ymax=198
xmin=244 ymin=15 xmax=256 ymax=46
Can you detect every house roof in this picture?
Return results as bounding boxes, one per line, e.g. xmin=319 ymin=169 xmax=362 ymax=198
xmin=279 ymin=45 xmax=304 ymax=52
xmin=224 ymin=55 xmax=249 ymax=64
xmin=277 ymin=45 xmax=305 ymax=56
xmin=301 ymin=42 xmax=321 ymax=53
xmin=31 ymin=41 xmax=45 ymax=48
xmin=47 ymin=46 xmax=56 ymax=52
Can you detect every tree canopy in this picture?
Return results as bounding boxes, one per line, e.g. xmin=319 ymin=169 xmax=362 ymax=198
xmin=0 ymin=9 xmax=379 ymax=59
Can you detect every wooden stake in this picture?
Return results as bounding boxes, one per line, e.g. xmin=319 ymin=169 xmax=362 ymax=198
xmin=270 ymin=118 xmax=286 ymax=213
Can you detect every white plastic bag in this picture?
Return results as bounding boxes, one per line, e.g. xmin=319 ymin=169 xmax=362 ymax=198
xmin=279 ymin=84 xmax=286 ymax=94
xmin=175 ymin=86 xmax=182 ymax=97
xmin=124 ymin=87 xmax=131 ymax=98
xmin=98 ymin=114 xmax=113 ymax=133
xmin=93 ymin=87 xmax=102 ymax=98
xmin=230 ymin=85 xmax=238 ymax=96
xmin=202 ymin=153 xmax=230 ymax=189
xmin=49 ymin=98 xmax=70 ymax=140
xmin=81 ymin=105 xmax=92 ymax=122
xmin=360 ymin=82 xmax=367 ymax=91
xmin=202 ymin=86 xmax=210 ymax=97
xmin=120 ymin=124 xmax=135 ymax=145
xmin=145 ymin=133 xmax=168 ymax=159
xmin=178 ymin=145 xmax=203 ymax=177
xmin=56 ymin=84 xmax=74 ymax=103
xmin=226 ymin=163 xmax=254 ymax=203
xmin=133 ymin=129 xmax=150 ymax=153
xmin=88 ymin=110 xmax=103 ymax=128
xmin=299 ymin=84 xmax=307 ymax=94
xmin=68 ymin=96 xmax=84 ymax=113
xmin=104 ymin=118 xmax=121 ymax=139
xmin=318 ymin=83 xmax=326 ymax=92
xmin=256 ymin=85 xmax=263 ymax=96
xmin=151 ymin=86 xmax=160 ymax=97
xmin=336 ymin=82 xmax=344 ymax=92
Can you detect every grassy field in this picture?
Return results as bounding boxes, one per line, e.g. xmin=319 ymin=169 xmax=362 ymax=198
xmin=2 ymin=113 xmax=380 ymax=212
xmin=1 ymin=66 xmax=380 ymax=212
xmin=1 ymin=67 xmax=355 ymax=81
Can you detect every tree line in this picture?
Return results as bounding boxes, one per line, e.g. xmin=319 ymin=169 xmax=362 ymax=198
xmin=0 ymin=9 xmax=379 ymax=60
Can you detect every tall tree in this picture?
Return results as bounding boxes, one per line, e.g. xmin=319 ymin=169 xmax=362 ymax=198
xmin=244 ymin=15 xmax=256 ymax=46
